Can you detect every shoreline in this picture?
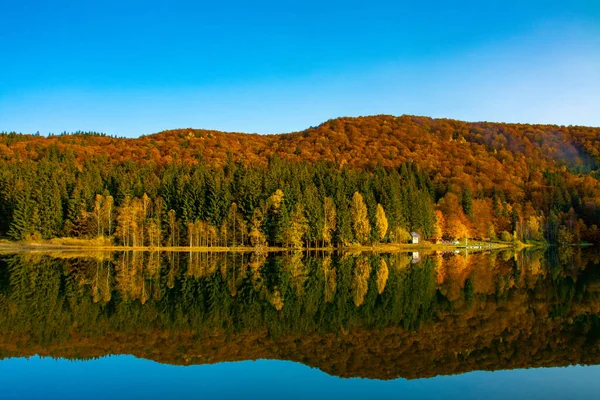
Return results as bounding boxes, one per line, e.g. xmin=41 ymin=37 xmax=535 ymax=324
xmin=0 ymin=240 xmax=523 ymax=254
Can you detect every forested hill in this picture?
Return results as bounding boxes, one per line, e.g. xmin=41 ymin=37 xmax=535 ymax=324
xmin=1 ymin=115 xmax=600 ymax=246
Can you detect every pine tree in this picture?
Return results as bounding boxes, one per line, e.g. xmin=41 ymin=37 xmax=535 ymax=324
xmin=462 ymin=188 xmax=473 ymax=220
xmin=9 ymin=191 xmax=32 ymax=240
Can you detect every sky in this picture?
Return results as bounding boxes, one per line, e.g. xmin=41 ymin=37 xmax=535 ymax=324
xmin=0 ymin=0 xmax=599 ymax=137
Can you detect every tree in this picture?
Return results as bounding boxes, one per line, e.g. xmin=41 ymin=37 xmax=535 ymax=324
xmin=439 ymin=192 xmax=470 ymax=241
xmin=433 ymin=210 xmax=445 ymax=242
xmin=323 ymin=196 xmax=337 ymax=247
xmin=446 ymin=215 xmax=468 ymax=242
xmin=9 ymin=191 xmax=33 ymax=240
xmin=94 ymin=194 xmax=103 ymax=237
xmin=500 ymin=230 xmax=513 ymax=242
xmin=526 ymin=215 xmax=543 ymax=241
xmin=141 ymin=193 xmax=151 ymax=246
xmin=351 ymin=192 xmax=371 ymax=244
xmin=391 ymin=226 xmax=412 ymax=243
xmin=167 ymin=209 xmax=177 ymax=247
xmin=249 ymin=208 xmax=267 ymax=248
xmin=375 ymin=204 xmax=389 ymax=242
xmin=266 ymin=189 xmax=285 ymax=245
xmin=285 ymin=203 xmax=308 ymax=248
xmin=103 ymin=195 xmax=114 ymax=236
xmin=462 ymin=188 xmax=473 ymax=220
xmin=472 ymin=199 xmax=493 ymax=238
xmin=227 ymin=202 xmax=244 ymax=247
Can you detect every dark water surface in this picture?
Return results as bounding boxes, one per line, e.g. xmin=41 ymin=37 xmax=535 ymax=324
xmin=0 ymin=248 xmax=599 ymax=398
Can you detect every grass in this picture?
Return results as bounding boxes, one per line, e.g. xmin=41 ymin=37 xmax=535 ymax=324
xmin=0 ymin=237 xmax=519 ymax=255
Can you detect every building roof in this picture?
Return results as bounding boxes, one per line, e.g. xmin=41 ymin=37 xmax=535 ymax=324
xmin=411 ymin=232 xmax=420 ymax=237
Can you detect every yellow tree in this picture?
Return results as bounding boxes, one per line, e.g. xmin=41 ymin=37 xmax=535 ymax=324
xmin=141 ymin=193 xmax=151 ymax=247
xmin=116 ymin=196 xmax=133 ymax=246
xmin=94 ymin=194 xmax=104 ymax=237
xmin=249 ymin=208 xmax=267 ymax=248
xmin=391 ymin=226 xmax=412 ymax=244
xmin=286 ymin=203 xmax=308 ymax=248
xmin=130 ymin=197 xmax=143 ymax=247
xmin=375 ymin=203 xmax=388 ymax=242
xmin=439 ymin=192 xmax=470 ymax=243
xmin=167 ymin=209 xmax=177 ymax=247
xmin=351 ymin=192 xmax=371 ymax=244
xmin=268 ymin=189 xmax=284 ymax=209
xmin=187 ymin=222 xmax=195 ymax=248
xmin=103 ymin=195 xmax=114 ymax=236
xmin=472 ymin=199 xmax=493 ymax=238
xmin=526 ymin=215 xmax=542 ymax=241
xmin=446 ymin=216 xmax=468 ymax=242
xmin=433 ymin=210 xmax=445 ymax=242
xmin=147 ymin=220 xmax=160 ymax=247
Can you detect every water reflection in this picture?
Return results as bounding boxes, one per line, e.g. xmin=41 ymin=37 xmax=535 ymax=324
xmin=0 ymin=248 xmax=599 ymax=379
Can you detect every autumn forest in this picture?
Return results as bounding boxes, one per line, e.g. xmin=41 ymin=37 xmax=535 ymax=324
xmin=1 ymin=115 xmax=600 ymax=248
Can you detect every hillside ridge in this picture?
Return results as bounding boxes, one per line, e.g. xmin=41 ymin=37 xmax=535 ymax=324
xmin=1 ymin=114 xmax=600 ymax=246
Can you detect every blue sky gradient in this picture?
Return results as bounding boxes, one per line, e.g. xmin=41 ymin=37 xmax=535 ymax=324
xmin=1 ymin=1 xmax=599 ymax=136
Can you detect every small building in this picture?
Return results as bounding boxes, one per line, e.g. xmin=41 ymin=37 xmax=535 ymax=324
xmin=411 ymin=232 xmax=420 ymax=244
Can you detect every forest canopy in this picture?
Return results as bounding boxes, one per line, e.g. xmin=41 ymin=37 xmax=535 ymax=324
xmin=0 ymin=115 xmax=599 ymax=246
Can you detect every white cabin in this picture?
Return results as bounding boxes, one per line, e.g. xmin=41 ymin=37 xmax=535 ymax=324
xmin=411 ymin=232 xmax=420 ymax=244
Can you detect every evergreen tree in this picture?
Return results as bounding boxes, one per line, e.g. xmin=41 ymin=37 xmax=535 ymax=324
xmin=9 ymin=191 xmax=33 ymax=240
xmin=462 ymin=188 xmax=473 ymax=221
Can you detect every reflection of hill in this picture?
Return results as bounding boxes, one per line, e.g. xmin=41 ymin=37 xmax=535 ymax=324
xmin=0 ymin=249 xmax=599 ymax=380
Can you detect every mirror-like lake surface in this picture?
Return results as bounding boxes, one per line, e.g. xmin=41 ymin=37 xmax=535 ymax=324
xmin=0 ymin=248 xmax=599 ymax=399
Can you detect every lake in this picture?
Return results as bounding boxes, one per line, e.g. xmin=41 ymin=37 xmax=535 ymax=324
xmin=0 ymin=248 xmax=599 ymax=399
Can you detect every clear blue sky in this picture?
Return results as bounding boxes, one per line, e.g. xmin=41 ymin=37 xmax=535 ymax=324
xmin=1 ymin=0 xmax=599 ymax=137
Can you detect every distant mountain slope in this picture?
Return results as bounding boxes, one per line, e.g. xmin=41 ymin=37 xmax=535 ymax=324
xmin=1 ymin=115 xmax=599 ymax=244
xmin=2 ymin=115 xmax=599 ymax=199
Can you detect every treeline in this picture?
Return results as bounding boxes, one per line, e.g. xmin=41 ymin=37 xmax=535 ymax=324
xmin=0 ymin=157 xmax=436 ymax=247
xmin=1 ymin=115 xmax=600 ymax=246
xmin=0 ymin=154 xmax=598 ymax=246
xmin=2 ymin=250 xmax=599 ymax=340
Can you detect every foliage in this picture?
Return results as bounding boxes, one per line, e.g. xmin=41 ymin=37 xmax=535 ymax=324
xmin=0 ymin=248 xmax=599 ymax=380
xmin=0 ymin=115 xmax=599 ymax=245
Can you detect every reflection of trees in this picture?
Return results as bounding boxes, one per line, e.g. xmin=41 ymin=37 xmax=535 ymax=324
xmin=284 ymin=251 xmax=308 ymax=297
xmin=352 ymin=257 xmax=371 ymax=307
xmin=437 ymin=254 xmax=471 ymax=302
xmin=322 ymin=256 xmax=336 ymax=303
xmin=91 ymin=260 xmax=112 ymax=304
xmin=376 ymin=259 xmax=388 ymax=295
xmin=1 ymin=248 xmax=600 ymax=379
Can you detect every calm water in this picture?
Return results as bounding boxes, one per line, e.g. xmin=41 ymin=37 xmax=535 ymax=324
xmin=0 ymin=248 xmax=599 ymax=399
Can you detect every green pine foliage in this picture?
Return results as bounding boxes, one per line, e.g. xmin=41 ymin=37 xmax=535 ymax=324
xmin=0 ymin=156 xmax=444 ymax=247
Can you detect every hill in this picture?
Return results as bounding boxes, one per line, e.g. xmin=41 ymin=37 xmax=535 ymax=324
xmin=0 ymin=115 xmax=599 ymax=245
